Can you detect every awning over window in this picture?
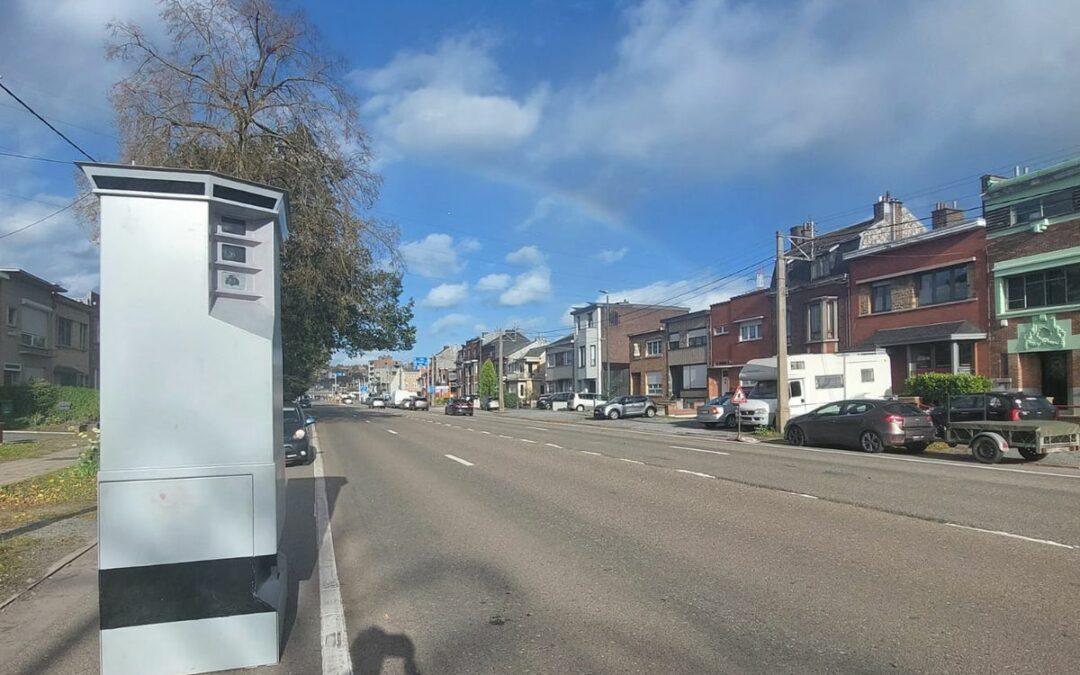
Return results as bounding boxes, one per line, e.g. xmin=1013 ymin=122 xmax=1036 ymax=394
xmin=858 ymin=320 xmax=985 ymax=348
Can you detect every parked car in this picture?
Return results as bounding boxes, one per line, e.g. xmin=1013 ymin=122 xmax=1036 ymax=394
xmin=536 ymin=394 xmax=554 ymax=409
xmin=548 ymin=392 xmax=572 ymax=411
xmin=412 ymin=397 xmax=430 ymax=411
xmin=400 ymin=397 xmax=415 ymax=410
xmin=370 ymin=397 xmax=386 ymax=408
xmin=480 ymin=397 xmax=500 ymax=411
xmin=784 ymin=399 xmax=935 ymax=453
xmin=930 ymin=391 xmax=1056 ymax=437
xmin=341 ymin=395 xmax=354 ymax=404
xmin=283 ymin=404 xmax=314 ymax=465
xmin=568 ymin=392 xmax=605 ymax=412
xmin=594 ymin=395 xmax=658 ymax=420
xmin=696 ymin=395 xmax=737 ymax=428
xmin=296 ymin=394 xmax=312 ymax=408
xmin=445 ymin=398 xmax=474 ymax=416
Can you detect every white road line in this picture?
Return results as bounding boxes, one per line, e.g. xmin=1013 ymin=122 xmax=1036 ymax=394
xmin=386 ymin=429 xmax=398 ymax=435
xmin=481 ymin=430 xmax=492 ymax=435
xmin=466 ymin=427 xmax=475 ymax=432
xmin=519 ymin=438 xmax=537 ymax=444
xmin=545 ymin=443 xmax=563 ymax=449
xmin=797 ymin=493 xmax=819 ymax=500
xmin=527 ymin=426 xmax=550 ymax=432
xmin=580 ymin=450 xmax=602 ymax=456
xmin=945 ymin=523 xmax=1075 ymax=549
xmin=617 ymin=458 xmax=644 ymax=465
xmin=498 ymin=434 xmax=513 ymax=439
xmin=676 ymin=469 xmax=714 ymax=478
xmin=671 ymin=445 xmax=731 ymax=456
xmin=445 ymin=454 xmax=475 ymax=467
xmin=311 ymin=428 xmax=353 ymax=674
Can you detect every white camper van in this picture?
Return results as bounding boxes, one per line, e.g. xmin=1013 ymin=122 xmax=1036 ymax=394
xmin=738 ymin=351 xmax=892 ymax=427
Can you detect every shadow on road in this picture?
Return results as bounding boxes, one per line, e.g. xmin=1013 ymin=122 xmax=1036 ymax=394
xmin=352 ymin=626 xmax=422 ymax=675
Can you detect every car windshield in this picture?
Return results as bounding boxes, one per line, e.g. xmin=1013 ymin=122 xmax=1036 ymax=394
xmin=282 ymin=409 xmax=301 ymax=427
xmin=748 ymin=381 xmax=776 ymax=398
xmin=1019 ymin=396 xmax=1055 ymax=413
xmin=885 ymin=403 xmax=926 ymax=416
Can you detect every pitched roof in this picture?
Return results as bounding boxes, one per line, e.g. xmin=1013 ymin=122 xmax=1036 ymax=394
xmin=857 ymin=320 xmax=986 ymax=348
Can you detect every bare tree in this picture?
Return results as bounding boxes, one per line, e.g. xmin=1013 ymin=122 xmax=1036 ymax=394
xmin=105 ymin=0 xmax=414 ymax=394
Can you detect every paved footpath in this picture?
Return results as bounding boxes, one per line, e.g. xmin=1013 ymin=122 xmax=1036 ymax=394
xmin=0 ymin=447 xmax=82 ymax=487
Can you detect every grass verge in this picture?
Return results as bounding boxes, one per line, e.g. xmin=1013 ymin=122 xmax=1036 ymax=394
xmin=0 ymin=435 xmax=83 ymax=463
xmin=0 ymin=463 xmax=98 ymax=533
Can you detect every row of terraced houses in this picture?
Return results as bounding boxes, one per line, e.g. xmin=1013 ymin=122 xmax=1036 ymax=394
xmin=448 ymin=156 xmax=1080 ymax=411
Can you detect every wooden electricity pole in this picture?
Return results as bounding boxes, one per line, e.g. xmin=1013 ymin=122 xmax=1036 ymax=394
xmin=775 ymin=231 xmax=790 ymax=433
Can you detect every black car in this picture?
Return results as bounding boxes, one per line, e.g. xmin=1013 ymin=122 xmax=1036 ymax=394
xmin=930 ymin=392 xmax=1056 ymax=435
xmin=284 ymin=404 xmax=315 ymax=465
xmin=784 ymin=399 xmax=935 ymax=453
xmin=444 ymin=398 xmax=474 ymax=416
xmin=296 ymin=394 xmax=312 ymax=408
xmin=536 ymin=394 xmax=554 ymax=409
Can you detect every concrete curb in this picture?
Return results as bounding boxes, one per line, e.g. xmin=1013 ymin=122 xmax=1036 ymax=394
xmin=0 ymin=539 xmax=97 ymax=612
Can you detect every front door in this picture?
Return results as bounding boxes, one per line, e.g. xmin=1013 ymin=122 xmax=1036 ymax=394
xmin=721 ymin=370 xmax=730 ymax=395
xmin=1040 ymin=351 xmax=1069 ymax=405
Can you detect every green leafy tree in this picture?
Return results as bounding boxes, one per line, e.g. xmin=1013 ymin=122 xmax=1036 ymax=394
xmin=478 ymin=360 xmax=498 ymax=399
xmin=101 ymin=0 xmax=414 ymax=397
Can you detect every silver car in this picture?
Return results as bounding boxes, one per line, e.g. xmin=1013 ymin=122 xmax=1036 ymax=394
xmin=594 ymin=395 xmax=658 ymax=420
xmin=696 ymin=395 xmax=737 ymax=428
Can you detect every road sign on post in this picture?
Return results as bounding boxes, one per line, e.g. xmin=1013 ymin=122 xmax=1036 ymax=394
xmin=413 ymin=356 xmax=429 ymax=369
xmin=732 ymin=386 xmax=747 ymax=441
xmin=81 ymin=163 xmax=289 ymax=674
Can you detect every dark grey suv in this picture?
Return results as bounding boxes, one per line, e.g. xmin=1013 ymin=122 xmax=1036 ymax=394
xmin=594 ymin=396 xmax=658 ymax=420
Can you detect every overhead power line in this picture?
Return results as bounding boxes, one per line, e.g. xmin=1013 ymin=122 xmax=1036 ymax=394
xmin=0 ymin=195 xmax=88 ymax=241
xmin=0 ymin=149 xmax=76 ymax=165
xmin=0 ymin=78 xmax=97 ymax=161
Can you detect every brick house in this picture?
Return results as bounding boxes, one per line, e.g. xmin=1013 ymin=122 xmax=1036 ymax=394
xmin=982 ymin=159 xmax=1080 ymax=408
xmin=661 ymin=310 xmax=711 ymax=404
xmin=784 ymin=195 xmax=927 ymax=356
xmin=456 ymin=337 xmax=482 ymax=397
xmin=570 ymin=302 xmax=687 ymax=396
xmin=708 ymin=288 xmax=774 ymax=396
xmin=628 ymin=328 xmax=667 ymax=398
xmin=845 ymin=206 xmax=990 ymax=394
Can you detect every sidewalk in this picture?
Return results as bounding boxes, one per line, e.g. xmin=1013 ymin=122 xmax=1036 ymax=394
xmin=1 ymin=447 xmax=83 ymax=487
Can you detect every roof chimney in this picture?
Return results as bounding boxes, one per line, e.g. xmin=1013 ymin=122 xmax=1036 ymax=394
xmin=931 ymin=201 xmax=965 ymax=230
xmin=873 ymin=192 xmax=902 ymax=224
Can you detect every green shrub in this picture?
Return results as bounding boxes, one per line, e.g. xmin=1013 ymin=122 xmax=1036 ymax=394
xmin=0 ymin=382 xmax=99 ymax=429
xmin=504 ymin=392 xmax=520 ymax=409
xmin=903 ymin=373 xmax=992 ymax=406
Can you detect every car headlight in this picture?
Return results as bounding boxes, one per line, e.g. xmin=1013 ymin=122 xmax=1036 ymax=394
xmin=293 ymin=429 xmax=306 ymax=440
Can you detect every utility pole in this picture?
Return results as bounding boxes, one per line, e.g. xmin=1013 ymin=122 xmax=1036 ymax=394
xmin=600 ymin=291 xmax=611 ymax=398
xmin=775 ymin=231 xmax=790 ymax=433
xmin=498 ymin=329 xmax=505 ymax=412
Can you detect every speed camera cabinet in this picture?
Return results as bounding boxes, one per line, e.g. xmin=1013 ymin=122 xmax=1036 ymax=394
xmin=79 ymin=164 xmax=289 ymax=675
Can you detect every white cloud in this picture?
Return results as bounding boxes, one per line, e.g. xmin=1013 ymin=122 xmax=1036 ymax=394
xmin=499 ymin=266 xmax=552 ymax=306
xmin=0 ymin=195 xmax=100 ymax=297
xmin=505 ymin=245 xmax=546 ymax=267
xmin=595 ymin=247 xmax=628 ymax=264
xmin=476 ymin=273 xmax=510 ymax=292
xmin=431 ymin=313 xmax=471 ymax=334
xmin=422 ymin=282 xmax=469 ymax=308
xmin=602 ymin=274 xmax=757 ymax=312
xmin=358 ymin=35 xmax=546 ymax=155
xmin=399 ymin=233 xmax=477 ymax=278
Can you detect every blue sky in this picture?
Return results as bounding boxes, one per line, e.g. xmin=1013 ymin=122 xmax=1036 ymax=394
xmin=3 ymin=0 xmax=1080 ymax=364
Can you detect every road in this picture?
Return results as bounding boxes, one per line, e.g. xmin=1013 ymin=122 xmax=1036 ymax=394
xmin=296 ymin=404 xmax=1080 ymax=674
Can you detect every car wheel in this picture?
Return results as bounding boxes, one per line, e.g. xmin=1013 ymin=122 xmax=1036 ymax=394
xmin=645 ymin=407 xmax=656 ymax=418
xmin=906 ymin=442 xmax=928 ymax=454
xmin=786 ymin=425 xmax=806 ymax=447
xmin=860 ymin=431 xmax=885 ymax=453
xmin=576 ymin=405 xmax=585 ymax=412
xmin=1018 ymin=447 xmax=1046 ymax=461
xmin=972 ymin=436 xmax=1004 ymax=464
xmin=608 ymin=409 xmax=620 ymax=420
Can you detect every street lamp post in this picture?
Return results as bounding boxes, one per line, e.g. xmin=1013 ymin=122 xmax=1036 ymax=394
xmin=599 ymin=290 xmax=610 ymax=398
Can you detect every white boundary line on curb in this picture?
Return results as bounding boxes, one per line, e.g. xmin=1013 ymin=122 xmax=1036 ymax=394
xmin=445 ymin=454 xmax=475 ymax=467
xmin=945 ymin=522 xmax=1075 ymax=549
xmin=311 ymin=428 xmax=354 ymax=674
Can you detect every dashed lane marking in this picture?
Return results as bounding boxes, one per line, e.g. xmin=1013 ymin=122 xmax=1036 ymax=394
xmin=580 ymin=451 xmax=602 ymax=456
xmin=671 ymin=445 xmax=730 ymax=456
xmin=445 ymin=454 xmax=475 ymax=467
xmin=527 ymin=426 xmax=550 ymax=432
xmin=617 ymin=458 xmax=644 ymax=465
xmin=386 ymin=429 xmax=398 ymax=435
xmin=519 ymin=438 xmax=537 ymax=444
xmin=676 ymin=469 xmax=714 ymax=478
xmin=545 ymin=443 xmax=563 ymax=449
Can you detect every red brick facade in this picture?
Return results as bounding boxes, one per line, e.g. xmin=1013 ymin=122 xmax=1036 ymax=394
xmin=628 ymin=329 xmax=667 ymax=398
xmin=708 ymin=289 xmax=774 ymax=396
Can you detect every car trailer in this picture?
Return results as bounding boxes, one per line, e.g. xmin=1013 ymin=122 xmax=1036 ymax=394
xmin=945 ymin=420 xmax=1080 ymax=464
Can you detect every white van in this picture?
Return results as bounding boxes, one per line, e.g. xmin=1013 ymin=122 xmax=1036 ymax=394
xmin=738 ymin=351 xmax=891 ymax=427
xmin=567 ymin=392 xmax=606 ymax=412
xmin=391 ymin=390 xmax=415 ymax=408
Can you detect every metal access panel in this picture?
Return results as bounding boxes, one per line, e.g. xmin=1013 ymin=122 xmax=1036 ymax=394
xmin=80 ymin=163 xmax=290 ymax=675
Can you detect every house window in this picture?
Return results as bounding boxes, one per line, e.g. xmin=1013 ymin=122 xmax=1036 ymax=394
xmin=57 ymin=317 xmax=73 ymax=348
xmin=578 ymin=346 xmax=586 ymax=368
xmin=589 ymin=345 xmax=596 ymax=367
xmin=713 ymin=325 xmax=728 ymax=336
xmin=20 ymin=306 xmax=48 ymax=349
xmin=687 ymin=328 xmax=708 ymax=348
xmin=547 ymin=354 xmax=555 ymax=367
xmin=1010 ymin=187 xmax=1075 ymax=226
xmin=682 ymin=364 xmax=707 ymax=389
xmin=811 ymin=251 xmax=838 ymax=280
xmin=646 ymin=372 xmax=663 ymax=395
xmin=917 ymin=264 xmax=970 ymax=306
xmin=739 ymin=321 xmax=762 ymax=342
xmin=790 ymin=381 xmax=802 ymax=398
xmin=910 ymin=342 xmax=953 ymax=373
xmin=871 ymin=284 xmax=892 ymax=313
xmin=815 ymin=374 xmax=844 ymax=389
xmin=668 ymin=332 xmax=681 ymax=349
xmin=587 ymin=313 xmax=595 ymax=328
xmin=646 ymin=339 xmax=662 ymax=356
xmin=791 ymin=361 xmax=804 ymax=370
xmin=77 ymin=323 xmax=88 ymax=350
xmin=3 ymin=364 xmax=20 ymax=387
xmin=807 ymin=299 xmax=836 ymax=342
xmin=5 ymin=306 xmax=15 ymax=326
xmin=633 ymin=342 xmax=641 ymax=358
xmin=1005 ymin=263 xmax=1080 ymax=310
xmin=861 ymin=368 xmax=875 ymax=383
xmin=958 ymin=342 xmax=974 ymax=373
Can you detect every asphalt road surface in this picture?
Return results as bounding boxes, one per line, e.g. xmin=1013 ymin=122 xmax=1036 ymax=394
xmin=281 ymin=404 xmax=1080 ymax=674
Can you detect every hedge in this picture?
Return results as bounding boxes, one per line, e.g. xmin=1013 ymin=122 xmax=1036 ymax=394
xmin=0 ymin=381 xmax=99 ymax=429
xmin=902 ymin=373 xmax=992 ymax=406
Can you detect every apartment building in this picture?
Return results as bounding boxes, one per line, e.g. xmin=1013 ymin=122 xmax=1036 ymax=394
xmin=1 ymin=269 xmax=97 ymax=388
xmin=708 ymin=288 xmax=774 ymax=396
xmin=543 ymin=334 xmax=575 ymax=393
xmin=628 ymin=328 xmax=667 ymax=398
xmin=570 ymin=301 xmax=687 ymax=396
xmin=982 ymin=159 xmax=1080 ymax=407
xmin=456 ymin=337 xmax=482 ymax=396
xmin=504 ymin=340 xmax=546 ymax=401
xmin=846 ymin=205 xmax=989 ymax=393
xmin=430 ymin=344 xmax=459 ymax=395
